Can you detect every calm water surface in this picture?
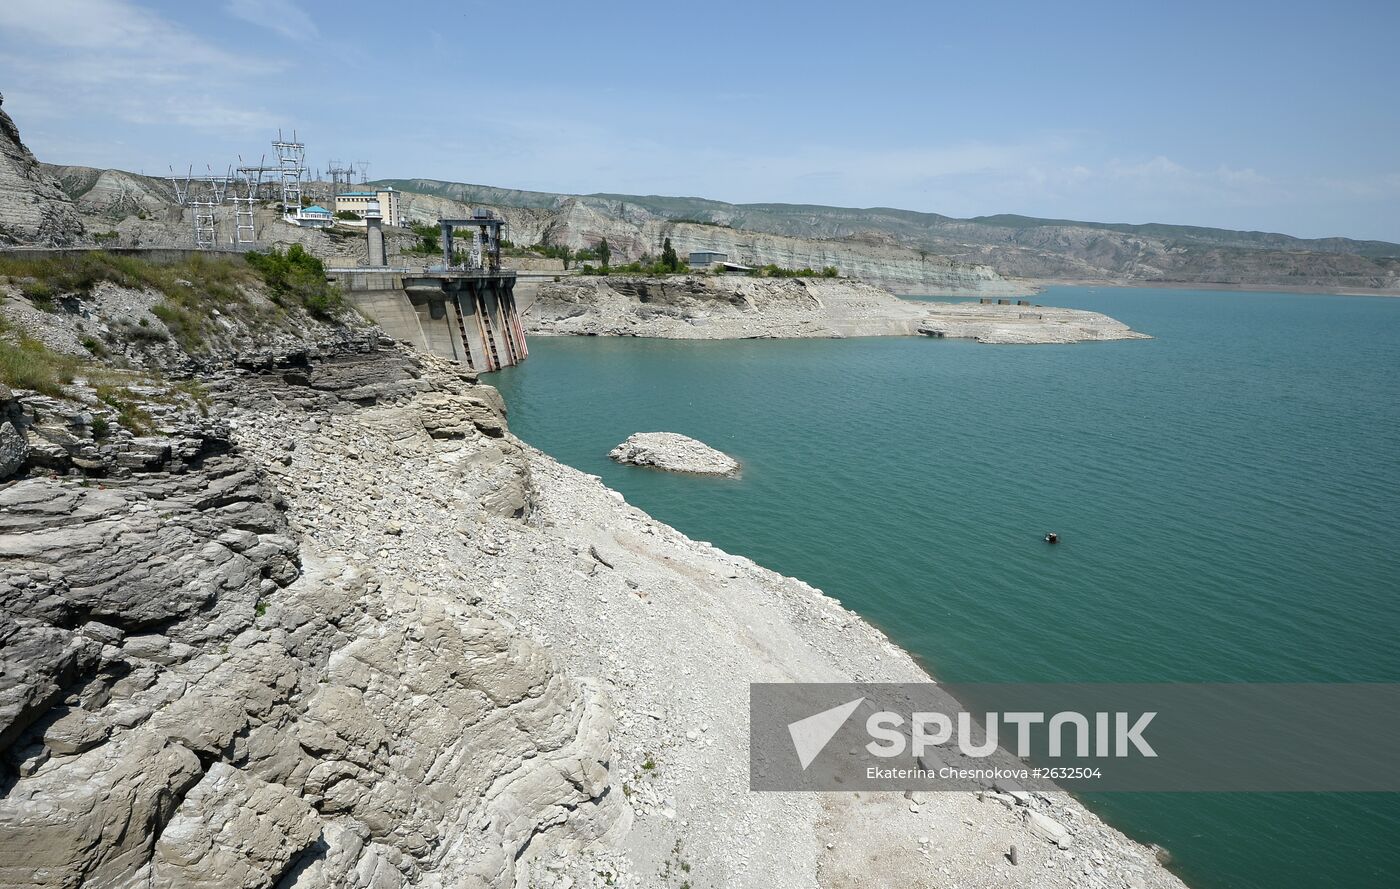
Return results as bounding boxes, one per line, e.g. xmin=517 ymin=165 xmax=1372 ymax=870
xmin=493 ymin=287 xmax=1400 ymax=889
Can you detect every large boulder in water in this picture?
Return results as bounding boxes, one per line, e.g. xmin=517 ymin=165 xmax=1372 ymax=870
xmin=608 ymin=432 xmax=739 ymax=476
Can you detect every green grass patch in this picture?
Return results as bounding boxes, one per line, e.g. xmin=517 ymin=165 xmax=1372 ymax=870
xmin=0 ymin=249 xmax=347 ymax=356
xmin=0 ymin=332 xmax=82 ymax=397
xmin=19 ymin=279 xmax=58 ymax=310
xmin=171 ymin=378 xmax=211 ymax=415
xmin=122 ymin=320 xmax=170 ymax=346
xmin=94 ymin=384 xmax=153 ymax=435
xmin=0 ymin=251 xmax=263 ymax=354
xmin=0 ymin=251 xmax=251 ymax=303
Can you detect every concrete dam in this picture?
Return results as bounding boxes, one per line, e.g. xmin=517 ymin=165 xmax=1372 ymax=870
xmin=334 ymin=268 xmax=528 ymax=373
xmin=332 ymin=211 xmax=528 ymax=372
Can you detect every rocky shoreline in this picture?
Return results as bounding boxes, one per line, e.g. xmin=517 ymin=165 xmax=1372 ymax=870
xmin=0 ymin=324 xmax=1185 ymax=888
xmin=523 ymin=276 xmax=1149 ymax=344
xmin=221 ymin=349 xmax=1188 ymax=889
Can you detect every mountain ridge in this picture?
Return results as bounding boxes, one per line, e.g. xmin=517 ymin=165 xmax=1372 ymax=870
xmin=377 ymin=177 xmax=1400 ymax=259
xmin=370 ymin=177 xmax=1400 ymax=293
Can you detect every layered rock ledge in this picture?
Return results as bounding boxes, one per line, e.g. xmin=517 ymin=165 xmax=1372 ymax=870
xmin=608 ymin=432 xmax=740 ymax=476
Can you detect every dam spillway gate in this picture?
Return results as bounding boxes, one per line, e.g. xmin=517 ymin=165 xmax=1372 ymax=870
xmin=406 ymin=271 xmax=528 ymax=372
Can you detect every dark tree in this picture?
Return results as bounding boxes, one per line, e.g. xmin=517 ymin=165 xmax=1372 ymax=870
xmin=598 ymin=238 xmax=611 ymax=269
xmin=661 ymin=237 xmax=678 ymax=272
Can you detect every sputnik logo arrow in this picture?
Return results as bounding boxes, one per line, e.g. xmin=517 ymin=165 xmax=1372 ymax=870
xmin=787 ymin=697 xmax=865 ymax=770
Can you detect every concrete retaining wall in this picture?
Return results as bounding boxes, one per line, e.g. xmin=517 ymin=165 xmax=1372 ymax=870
xmin=0 ymin=247 xmax=246 ymax=264
xmin=345 ymin=289 xmax=431 ymax=352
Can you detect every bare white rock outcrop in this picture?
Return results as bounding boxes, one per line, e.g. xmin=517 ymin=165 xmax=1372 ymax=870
xmin=918 ymin=302 xmax=1152 ymax=344
xmin=609 ymin=432 xmax=739 ymax=476
xmin=524 ymin=275 xmax=1149 ymax=343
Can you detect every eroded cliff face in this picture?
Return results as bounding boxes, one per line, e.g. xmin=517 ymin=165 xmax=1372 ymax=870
xmin=0 ymin=258 xmax=625 ymax=888
xmin=0 ymin=97 xmax=83 ymax=247
xmin=0 ymin=345 xmax=623 ymax=889
xmin=525 ymin=274 xmax=927 ymax=337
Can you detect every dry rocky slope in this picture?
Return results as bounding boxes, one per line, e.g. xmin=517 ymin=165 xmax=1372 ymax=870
xmin=525 ymin=275 xmax=1148 ymax=343
xmin=0 ymin=97 xmax=1176 ymax=884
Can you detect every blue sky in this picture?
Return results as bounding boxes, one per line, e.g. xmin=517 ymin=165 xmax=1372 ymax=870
xmin=2 ymin=0 xmax=1398 ymax=241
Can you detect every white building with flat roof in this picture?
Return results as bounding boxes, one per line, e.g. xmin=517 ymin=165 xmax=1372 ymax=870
xmin=334 ymin=188 xmax=403 ymax=226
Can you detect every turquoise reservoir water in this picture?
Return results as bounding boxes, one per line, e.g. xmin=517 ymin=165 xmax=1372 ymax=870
xmin=493 ymin=287 xmax=1400 ymax=889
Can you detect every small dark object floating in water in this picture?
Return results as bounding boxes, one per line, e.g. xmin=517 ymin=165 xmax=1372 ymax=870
xmin=1044 ymin=532 xmax=1059 ymax=544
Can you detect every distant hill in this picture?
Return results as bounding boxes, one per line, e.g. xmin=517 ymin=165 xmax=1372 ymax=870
xmin=377 ymin=178 xmax=1400 ymax=292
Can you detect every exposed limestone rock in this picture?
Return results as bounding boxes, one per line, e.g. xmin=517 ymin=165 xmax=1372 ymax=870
xmin=527 ymin=275 xmax=930 ymax=338
xmin=0 ymin=345 xmax=619 ymax=889
xmin=0 ymin=455 xmax=299 ymax=753
xmin=526 ymin=274 xmax=1149 ymax=343
xmin=1025 ymin=809 xmax=1073 ymax=848
xmin=0 ymin=95 xmax=83 ymax=246
xmin=152 ymin=763 xmax=321 ymax=889
xmin=416 ymin=391 xmax=506 ymax=439
xmin=609 ymin=432 xmax=740 ymax=476
xmin=44 ymin=165 xmax=175 ymax=221
xmin=0 ymin=385 xmax=26 ymax=479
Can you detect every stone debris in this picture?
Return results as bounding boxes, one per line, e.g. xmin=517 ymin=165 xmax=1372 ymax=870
xmin=608 ymin=431 xmax=740 ymax=476
xmin=1026 ymin=810 xmax=1074 ymax=849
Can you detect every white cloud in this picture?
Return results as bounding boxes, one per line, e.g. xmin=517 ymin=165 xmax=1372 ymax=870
xmin=0 ymin=0 xmax=285 ymax=140
xmin=0 ymin=0 xmax=243 ymax=67
xmin=224 ymin=0 xmax=321 ymax=41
